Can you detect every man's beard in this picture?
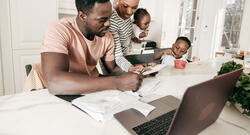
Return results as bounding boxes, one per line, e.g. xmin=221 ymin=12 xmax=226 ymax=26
xmin=96 ymin=27 xmax=109 ymax=37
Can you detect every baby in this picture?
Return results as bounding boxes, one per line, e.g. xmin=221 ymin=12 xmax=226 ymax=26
xmin=131 ymin=8 xmax=151 ymax=44
xmin=154 ymin=36 xmax=191 ymax=66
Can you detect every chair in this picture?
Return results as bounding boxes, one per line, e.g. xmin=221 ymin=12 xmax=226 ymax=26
xmin=154 ymin=48 xmax=169 ymax=54
xmin=125 ymin=53 xmax=161 ymax=65
xmin=124 ymin=48 xmax=172 ymax=65
xmin=23 ymin=63 xmax=46 ymax=92
xmin=215 ymin=52 xmax=225 ymax=57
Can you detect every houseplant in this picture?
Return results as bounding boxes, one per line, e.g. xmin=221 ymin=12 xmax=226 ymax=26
xmin=218 ymin=61 xmax=250 ymax=117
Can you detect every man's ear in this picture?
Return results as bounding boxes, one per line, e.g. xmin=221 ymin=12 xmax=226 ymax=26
xmin=78 ymin=11 xmax=87 ymax=21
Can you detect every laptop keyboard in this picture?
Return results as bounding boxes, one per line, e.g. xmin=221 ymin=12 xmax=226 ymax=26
xmin=132 ymin=109 xmax=176 ymax=135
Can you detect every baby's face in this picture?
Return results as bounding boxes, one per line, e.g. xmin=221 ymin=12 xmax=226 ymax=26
xmin=172 ymin=40 xmax=189 ymax=59
xmin=138 ymin=14 xmax=151 ymax=30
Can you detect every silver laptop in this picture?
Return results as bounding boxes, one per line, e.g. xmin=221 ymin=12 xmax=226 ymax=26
xmin=114 ymin=69 xmax=243 ymax=135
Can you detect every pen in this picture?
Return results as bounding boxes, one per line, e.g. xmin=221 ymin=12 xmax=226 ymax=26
xmin=140 ymin=66 xmax=147 ymax=74
xmin=140 ymin=64 xmax=152 ymax=74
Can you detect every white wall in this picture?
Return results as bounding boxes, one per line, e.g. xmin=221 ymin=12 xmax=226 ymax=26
xmin=140 ymin=0 xmax=164 ymax=46
xmin=161 ymin=0 xmax=180 ymax=48
xmin=239 ymin=0 xmax=250 ymax=51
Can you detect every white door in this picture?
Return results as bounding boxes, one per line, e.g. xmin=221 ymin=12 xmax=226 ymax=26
xmin=193 ymin=0 xmax=226 ymax=60
xmin=0 ymin=0 xmax=58 ymax=94
xmin=161 ymin=0 xmax=200 ymax=59
xmin=161 ymin=0 xmax=227 ymax=60
xmin=0 ymin=51 xmax=3 ymax=96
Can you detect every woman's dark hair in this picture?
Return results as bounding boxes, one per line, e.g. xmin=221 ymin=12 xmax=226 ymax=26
xmin=133 ymin=8 xmax=150 ymax=24
xmin=176 ymin=36 xmax=191 ymax=48
xmin=75 ymin=0 xmax=109 ymax=13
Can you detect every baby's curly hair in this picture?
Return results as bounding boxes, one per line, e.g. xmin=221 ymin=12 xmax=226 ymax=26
xmin=133 ymin=8 xmax=150 ymax=24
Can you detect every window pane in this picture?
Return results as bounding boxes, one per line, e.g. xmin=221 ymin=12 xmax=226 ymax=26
xmin=221 ymin=0 xmax=245 ymax=48
xmin=186 ymin=0 xmax=193 ymax=11
xmin=178 ymin=0 xmax=198 ymax=59
xmin=178 ymin=7 xmax=184 ymax=26
xmin=178 ymin=28 xmax=182 ymax=36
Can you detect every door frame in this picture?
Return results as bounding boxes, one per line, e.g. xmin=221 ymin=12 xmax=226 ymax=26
xmin=0 ymin=0 xmax=16 ymax=95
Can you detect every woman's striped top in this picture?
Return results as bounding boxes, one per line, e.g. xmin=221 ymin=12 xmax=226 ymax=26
xmin=109 ymin=10 xmax=133 ymax=72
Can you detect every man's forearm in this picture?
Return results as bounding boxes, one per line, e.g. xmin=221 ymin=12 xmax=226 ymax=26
xmin=46 ymin=71 xmax=118 ymax=95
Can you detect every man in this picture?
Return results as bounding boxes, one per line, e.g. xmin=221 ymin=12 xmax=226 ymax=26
xmin=41 ymin=0 xmax=142 ymax=95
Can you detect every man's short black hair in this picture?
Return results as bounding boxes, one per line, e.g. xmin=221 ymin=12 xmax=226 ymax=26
xmin=133 ymin=8 xmax=150 ymax=24
xmin=75 ymin=0 xmax=110 ymax=13
xmin=176 ymin=36 xmax=191 ymax=48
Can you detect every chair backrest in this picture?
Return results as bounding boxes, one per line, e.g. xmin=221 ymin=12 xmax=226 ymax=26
xmin=125 ymin=53 xmax=161 ymax=65
xmin=25 ymin=64 xmax=32 ymax=76
xmin=154 ymin=48 xmax=169 ymax=54
xmin=23 ymin=63 xmax=46 ymax=92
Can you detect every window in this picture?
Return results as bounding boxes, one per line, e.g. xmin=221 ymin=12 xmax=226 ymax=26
xmin=178 ymin=0 xmax=198 ymax=59
xmin=221 ymin=0 xmax=245 ymax=49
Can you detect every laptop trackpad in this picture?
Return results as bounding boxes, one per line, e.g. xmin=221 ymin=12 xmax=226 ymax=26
xmin=147 ymin=96 xmax=178 ymax=120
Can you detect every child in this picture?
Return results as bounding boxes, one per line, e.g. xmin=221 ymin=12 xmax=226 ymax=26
xmin=154 ymin=37 xmax=191 ymax=66
xmin=131 ymin=8 xmax=151 ymax=44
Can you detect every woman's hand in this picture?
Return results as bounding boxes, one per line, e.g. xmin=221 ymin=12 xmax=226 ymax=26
xmin=128 ymin=64 xmax=144 ymax=73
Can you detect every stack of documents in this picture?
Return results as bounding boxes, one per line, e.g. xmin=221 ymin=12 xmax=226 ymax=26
xmin=72 ymin=90 xmax=156 ymax=122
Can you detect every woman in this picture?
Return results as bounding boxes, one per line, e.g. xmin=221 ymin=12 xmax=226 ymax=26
xmin=109 ymin=0 xmax=146 ymax=72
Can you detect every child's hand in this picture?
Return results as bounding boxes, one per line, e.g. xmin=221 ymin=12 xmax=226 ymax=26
xmin=131 ymin=37 xmax=142 ymax=43
xmin=139 ymin=29 xmax=149 ymax=38
xmin=144 ymin=29 xmax=149 ymax=37
xmin=163 ymin=49 xmax=175 ymax=56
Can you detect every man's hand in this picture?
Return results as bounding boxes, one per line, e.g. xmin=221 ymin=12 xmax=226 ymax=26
xmin=115 ymin=72 xmax=143 ymax=92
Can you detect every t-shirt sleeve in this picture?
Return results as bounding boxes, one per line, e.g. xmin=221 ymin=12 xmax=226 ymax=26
xmin=103 ymin=32 xmax=115 ymax=61
xmin=41 ymin=23 xmax=69 ymax=55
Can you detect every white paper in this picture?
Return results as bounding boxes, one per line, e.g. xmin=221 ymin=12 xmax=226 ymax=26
xmin=118 ymin=92 xmax=155 ymax=116
xmin=136 ymin=78 xmax=160 ymax=96
xmin=161 ymin=55 xmax=175 ymax=66
xmin=142 ymin=64 xmax=166 ymax=75
xmin=72 ymin=90 xmax=155 ymax=122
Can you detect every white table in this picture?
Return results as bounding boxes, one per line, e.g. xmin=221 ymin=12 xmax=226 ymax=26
xmin=0 ymin=60 xmax=249 ymax=135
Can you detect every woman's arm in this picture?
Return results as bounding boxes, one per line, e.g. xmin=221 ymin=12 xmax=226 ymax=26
xmin=109 ymin=20 xmax=133 ymax=72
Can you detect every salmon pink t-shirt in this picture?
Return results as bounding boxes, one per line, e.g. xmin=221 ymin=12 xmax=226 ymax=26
xmin=41 ymin=18 xmax=115 ymax=77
